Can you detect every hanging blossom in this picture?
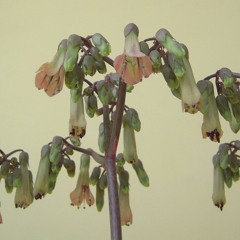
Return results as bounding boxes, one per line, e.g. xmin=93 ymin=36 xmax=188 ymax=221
xmin=201 ymin=84 xmax=223 ymax=142
xmin=14 ymin=152 xmax=34 ymax=209
xmin=119 ymin=188 xmax=132 ymax=226
xmin=114 ymin=23 xmax=152 ymax=85
xmin=212 ymin=154 xmax=226 ymax=210
xmin=70 ymin=154 xmax=94 ymax=208
xmin=35 ymin=39 xmax=67 ymax=96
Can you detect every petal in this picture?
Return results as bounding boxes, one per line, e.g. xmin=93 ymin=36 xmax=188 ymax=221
xmin=70 ymin=189 xmax=83 ymax=206
xmin=123 ymin=57 xmax=142 ymax=84
xmin=139 ymin=56 xmax=153 ymax=77
xmin=114 ymin=54 xmax=125 ymax=75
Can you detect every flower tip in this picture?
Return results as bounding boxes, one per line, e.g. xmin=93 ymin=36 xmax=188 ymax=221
xmin=124 ymin=23 xmax=139 ymax=37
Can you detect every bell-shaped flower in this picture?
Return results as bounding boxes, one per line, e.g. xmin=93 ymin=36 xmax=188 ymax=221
xmin=14 ymin=152 xmax=33 ymax=209
xmin=201 ymin=84 xmax=223 ymax=142
xmin=168 ymin=52 xmax=202 ymax=114
xmin=212 ymin=154 xmax=226 ymax=210
xmin=114 ymin=23 xmax=152 ymax=85
xmin=69 ymin=87 xmax=87 ymax=145
xmin=35 ymin=39 xmax=67 ymax=96
xmin=70 ymin=154 xmax=95 ymax=208
xmin=119 ymin=188 xmax=132 ymax=226
xmin=33 ymin=145 xmax=51 ymax=199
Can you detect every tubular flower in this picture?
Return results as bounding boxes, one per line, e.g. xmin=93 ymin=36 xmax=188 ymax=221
xmin=14 ymin=152 xmax=33 ymax=209
xmin=69 ymin=87 xmax=87 ymax=144
xmin=119 ymin=188 xmax=132 ymax=226
xmin=33 ymin=145 xmax=51 ymax=199
xmin=114 ymin=23 xmax=152 ymax=85
xmin=179 ymin=57 xmax=202 ymax=113
xmin=35 ymin=39 xmax=67 ymax=97
xmin=201 ymin=86 xmax=223 ymax=142
xmin=212 ymin=154 xmax=226 ymax=210
xmin=70 ymin=154 xmax=94 ymax=208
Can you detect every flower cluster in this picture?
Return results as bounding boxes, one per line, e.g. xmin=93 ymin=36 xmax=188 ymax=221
xmin=212 ymin=141 xmax=240 ymax=210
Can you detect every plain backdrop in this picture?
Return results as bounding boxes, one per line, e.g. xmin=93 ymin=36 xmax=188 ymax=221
xmin=1 ymin=0 xmax=240 ymax=239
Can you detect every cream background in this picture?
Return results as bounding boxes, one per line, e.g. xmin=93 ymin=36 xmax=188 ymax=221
xmin=0 ymin=0 xmax=240 ymax=239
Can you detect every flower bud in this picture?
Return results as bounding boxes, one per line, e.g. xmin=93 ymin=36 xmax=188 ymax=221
xmin=216 ymin=95 xmax=232 ymax=122
xmin=64 ymin=34 xmax=82 ymax=72
xmin=65 ymin=146 xmax=74 ymax=156
xmin=139 ymin=41 xmax=150 ymax=55
xmin=149 ymin=50 xmax=162 ymax=73
xmin=0 ymin=160 xmax=11 ymax=179
xmin=49 ymin=136 xmax=63 ymax=163
xmin=124 ymin=108 xmax=141 ymax=132
xmin=84 ymin=94 xmax=98 ymax=118
xmin=155 ymin=28 xmax=186 ymax=57
xmin=96 ymin=182 xmax=105 ymax=212
xmin=5 ymin=173 xmax=13 ymax=193
xmin=98 ymin=123 xmax=105 ymax=153
xmin=82 ymin=55 xmax=96 ymax=76
xmin=63 ymin=158 xmax=76 ymax=177
xmin=223 ymin=167 xmax=233 ymax=188
xmin=98 ymin=173 xmax=107 ymax=190
xmin=229 ymin=104 xmax=240 ymax=133
xmin=116 ymin=153 xmax=125 ymax=167
xmin=132 ymin=159 xmax=149 ymax=187
xmin=96 ymin=80 xmax=116 ymax=105
xmin=90 ymin=47 xmax=103 ymax=61
xmin=92 ymin=33 xmax=111 ymax=56
xmin=89 ymin=166 xmax=101 ymax=185
xmin=65 ymin=65 xmax=84 ymax=89
xmin=219 ymin=68 xmax=235 ymax=88
xmin=95 ymin=60 xmax=107 ymax=74
xmin=167 ymin=52 xmax=185 ymax=78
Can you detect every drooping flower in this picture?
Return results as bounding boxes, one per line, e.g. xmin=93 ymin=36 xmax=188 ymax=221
xmin=33 ymin=145 xmax=50 ymax=199
xmin=69 ymin=87 xmax=87 ymax=145
xmin=201 ymin=83 xmax=223 ymax=142
xmin=70 ymin=154 xmax=94 ymax=208
xmin=35 ymin=39 xmax=67 ymax=97
xmin=119 ymin=188 xmax=132 ymax=226
xmin=212 ymin=154 xmax=226 ymax=210
xmin=114 ymin=23 xmax=152 ymax=85
xmin=14 ymin=152 xmax=33 ymax=209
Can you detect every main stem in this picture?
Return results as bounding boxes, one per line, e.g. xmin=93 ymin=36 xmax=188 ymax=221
xmin=104 ymin=81 xmax=127 ymax=240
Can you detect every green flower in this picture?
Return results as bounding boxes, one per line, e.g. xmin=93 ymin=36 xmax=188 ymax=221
xmin=33 ymin=145 xmax=51 ymax=199
xmin=212 ymin=154 xmax=226 ymax=210
xmin=14 ymin=152 xmax=33 ymax=209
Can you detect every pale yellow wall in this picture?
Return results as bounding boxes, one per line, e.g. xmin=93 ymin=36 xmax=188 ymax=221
xmin=0 ymin=0 xmax=240 ymax=239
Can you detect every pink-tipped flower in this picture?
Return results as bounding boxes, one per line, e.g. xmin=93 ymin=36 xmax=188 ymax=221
xmin=114 ymin=23 xmax=152 ymax=85
xmin=119 ymin=188 xmax=132 ymax=226
xmin=70 ymin=154 xmax=94 ymax=208
xmin=35 ymin=39 xmax=67 ymax=97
